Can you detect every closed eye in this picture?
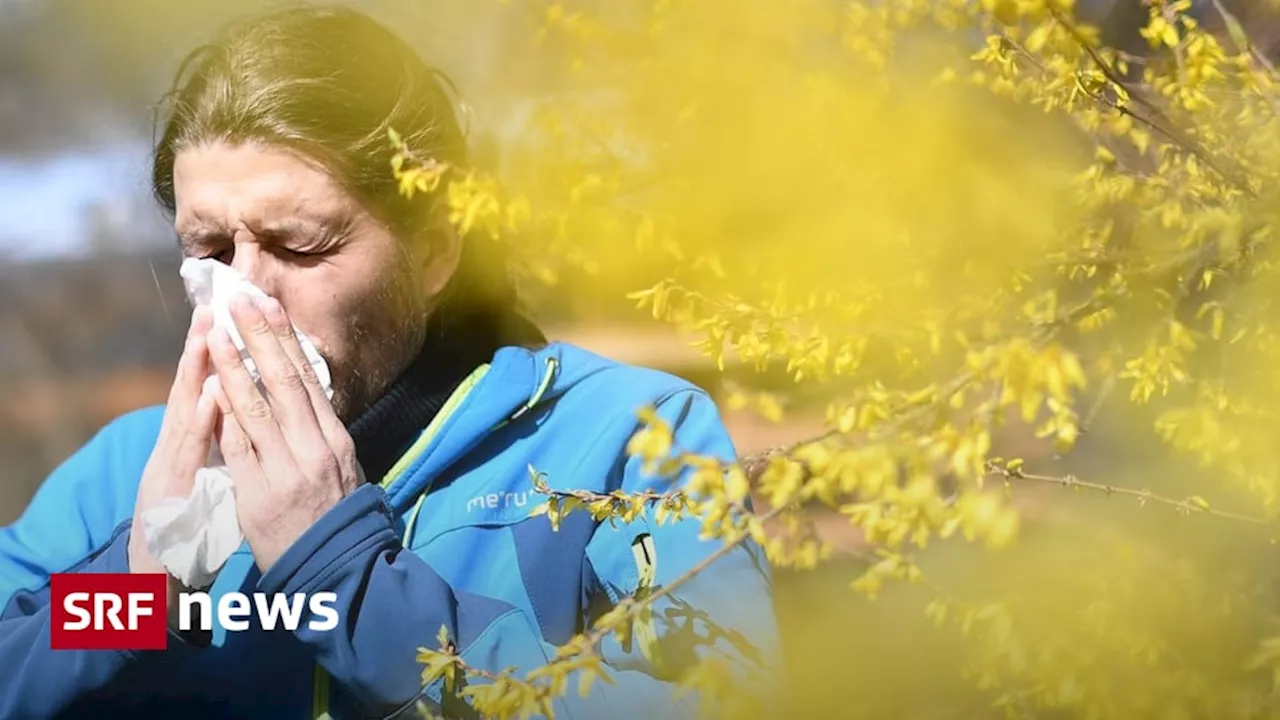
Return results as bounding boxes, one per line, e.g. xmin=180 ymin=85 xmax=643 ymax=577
xmin=178 ymin=228 xmax=234 ymax=262
xmin=277 ymin=245 xmax=327 ymax=259
xmin=202 ymin=248 xmax=234 ymax=263
xmin=258 ymin=228 xmax=327 ymax=259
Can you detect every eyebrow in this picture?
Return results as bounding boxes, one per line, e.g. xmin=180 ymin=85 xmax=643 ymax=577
xmin=257 ymin=217 xmax=328 ymax=242
xmin=176 ymin=225 xmax=233 ymax=254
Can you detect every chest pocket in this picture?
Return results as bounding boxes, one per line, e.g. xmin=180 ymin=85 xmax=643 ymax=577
xmin=410 ymin=476 xmax=600 ymax=649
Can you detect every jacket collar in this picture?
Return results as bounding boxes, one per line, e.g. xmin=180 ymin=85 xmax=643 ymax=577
xmin=346 ymin=307 xmax=546 ymax=490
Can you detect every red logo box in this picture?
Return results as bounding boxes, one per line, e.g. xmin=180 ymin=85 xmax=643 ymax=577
xmin=50 ymin=573 xmax=168 ymax=650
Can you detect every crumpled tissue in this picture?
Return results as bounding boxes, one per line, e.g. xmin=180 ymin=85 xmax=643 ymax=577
xmin=139 ymin=257 xmax=334 ymax=589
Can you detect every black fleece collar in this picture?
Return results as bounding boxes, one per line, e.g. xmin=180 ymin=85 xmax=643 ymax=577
xmin=345 ymin=308 xmax=546 ymax=486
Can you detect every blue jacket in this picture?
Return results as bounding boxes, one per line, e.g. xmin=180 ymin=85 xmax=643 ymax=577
xmin=0 ymin=342 xmax=780 ymax=719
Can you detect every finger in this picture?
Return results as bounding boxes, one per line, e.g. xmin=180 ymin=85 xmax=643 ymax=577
xmin=255 ymin=295 xmax=346 ymax=447
xmin=160 ymin=308 xmax=214 ymax=442
xmin=214 ymin=402 xmax=268 ymax=501
xmin=169 ymin=388 xmax=219 ymax=496
xmin=207 ymin=323 xmax=290 ymax=469
xmin=171 ymin=307 xmax=214 ymax=400
xmin=227 ymin=293 xmax=327 ymax=448
xmin=248 ymin=296 xmax=359 ymax=493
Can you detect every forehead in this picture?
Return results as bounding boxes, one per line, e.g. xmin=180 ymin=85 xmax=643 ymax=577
xmin=172 ymin=141 xmax=354 ymax=233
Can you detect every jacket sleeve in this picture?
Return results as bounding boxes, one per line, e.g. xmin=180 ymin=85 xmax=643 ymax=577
xmin=254 ymin=482 xmax=462 ymax=718
xmin=0 ymin=411 xmax=201 ymax=719
xmin=575 ymin=389 xmax=783 ymax=720
xmin=259 ymin=480 xmax=547 ymax=719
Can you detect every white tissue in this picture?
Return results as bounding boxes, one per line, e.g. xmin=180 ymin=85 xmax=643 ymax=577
xmin=139 ymin=258 xmax=334 ymax=589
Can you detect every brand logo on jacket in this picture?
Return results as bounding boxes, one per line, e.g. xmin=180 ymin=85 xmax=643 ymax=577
xmin=465 ymin=490 xmax=530 ymax=513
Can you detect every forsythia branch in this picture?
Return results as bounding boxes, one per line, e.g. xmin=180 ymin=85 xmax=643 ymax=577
xmin=987 ymin=458 xmax=1270 ymax=525
xmin=1047 ymin=5 xmax=1256 ymax=193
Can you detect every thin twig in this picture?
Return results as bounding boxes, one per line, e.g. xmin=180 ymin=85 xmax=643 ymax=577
xmin=1208 ymin=0 xmax=1277 ymax=73
xmin=989 ymin=462 xmax=1270 ymax=525
xmin=1047 ymin=6 xmax=1256 ymax=194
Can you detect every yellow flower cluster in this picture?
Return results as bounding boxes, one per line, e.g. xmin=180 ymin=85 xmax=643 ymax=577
xmin=393 ymin=0 xmax=1280 ymax=716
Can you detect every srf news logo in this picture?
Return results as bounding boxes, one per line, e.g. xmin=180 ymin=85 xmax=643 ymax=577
xmin=50 ymin=574 xmax=338 ymax=650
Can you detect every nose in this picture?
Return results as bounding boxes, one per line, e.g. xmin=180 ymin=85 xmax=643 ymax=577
xmin=227 ymin=236 xmax=280 ymax=298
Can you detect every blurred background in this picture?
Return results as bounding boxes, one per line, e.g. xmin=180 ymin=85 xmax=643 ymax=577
xmin=5 ymin=1 xmax=1280 ymax=715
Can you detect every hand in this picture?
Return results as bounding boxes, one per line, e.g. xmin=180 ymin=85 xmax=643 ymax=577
xmin=206 ymin=293 xmax=364 ymax=573
xmin=129 ymin=307 xmax=219 ymax=626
